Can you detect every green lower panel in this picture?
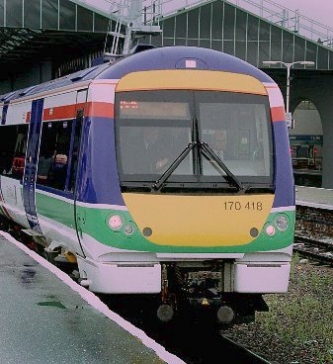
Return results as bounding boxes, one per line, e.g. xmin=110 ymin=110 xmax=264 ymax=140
xmin=36 ymin=192 xmax=295 ymax=253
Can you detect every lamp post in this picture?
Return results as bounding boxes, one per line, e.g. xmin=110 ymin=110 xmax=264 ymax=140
xmin=263 ymin=60 xmax=315 ymax=127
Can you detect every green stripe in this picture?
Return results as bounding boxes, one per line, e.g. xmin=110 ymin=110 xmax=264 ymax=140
xmin=36 ymin=193 xmax=74 ymax=226
xmin=37 ymin=191 xmax=295 ymax=253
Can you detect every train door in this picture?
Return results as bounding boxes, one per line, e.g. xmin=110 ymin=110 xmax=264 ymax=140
xmin=72 ymin=90 xmax=87 ymax=257
xmin=22 ymin=99 xmax=44 ymax=233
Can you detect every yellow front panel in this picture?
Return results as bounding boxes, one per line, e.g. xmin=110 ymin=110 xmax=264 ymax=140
xmin=116 ymin=70 xmax=267 ymax=95
xmin=123 ymin=194 xmax=274 ymax=247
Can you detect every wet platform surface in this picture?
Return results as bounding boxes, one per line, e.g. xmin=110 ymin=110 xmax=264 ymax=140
xmin=0 ymin=232 xmax=184 ymax=364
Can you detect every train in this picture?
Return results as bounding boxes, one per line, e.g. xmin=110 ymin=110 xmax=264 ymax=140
xmin=0 ymin=45 xmax=295 ymax=327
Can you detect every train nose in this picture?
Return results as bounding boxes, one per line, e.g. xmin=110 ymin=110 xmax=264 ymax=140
xmin=217 ymin=305 xmax=235 ymax=325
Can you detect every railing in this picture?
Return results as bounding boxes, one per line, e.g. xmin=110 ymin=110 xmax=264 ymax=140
xmin=69 ymin=0 xmax=333 ymax=49
xmin=156 ymin=0 xmax=333 ymax=49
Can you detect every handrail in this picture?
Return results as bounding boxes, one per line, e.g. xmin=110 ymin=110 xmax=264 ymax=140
xmin=68 ymin=0 xmax=333 ymax=50
xmin=157 ymin=0 xmax=333 ymax=49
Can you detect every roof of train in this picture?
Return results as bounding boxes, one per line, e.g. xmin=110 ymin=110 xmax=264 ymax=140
xmin=0 ymin=46 xmax=274 ymax=103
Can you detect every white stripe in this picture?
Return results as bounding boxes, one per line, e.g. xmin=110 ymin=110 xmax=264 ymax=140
xmin=36 ymin=190 xmax=128 ymax=210
xmin=87 ymin=82 xmax=117 ymax=103
xmin=265 ymin=85 xmax=284 ymax=108
xmin=271 ymin=206 xmax=296 ymax=213
xmin=43 ymin=91 xmax=77 ymax=108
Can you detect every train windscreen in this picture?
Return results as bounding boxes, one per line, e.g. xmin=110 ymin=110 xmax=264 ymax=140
xmin=115 ymin=90 xmax=273 ymax=191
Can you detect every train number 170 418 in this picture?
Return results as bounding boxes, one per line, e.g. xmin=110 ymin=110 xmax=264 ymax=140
xmin=223 ymin=201 xmax=263 ymax=211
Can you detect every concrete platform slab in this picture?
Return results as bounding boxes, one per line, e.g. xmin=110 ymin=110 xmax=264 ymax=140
xmin=0 ymin=232 xmax=185 ymax=364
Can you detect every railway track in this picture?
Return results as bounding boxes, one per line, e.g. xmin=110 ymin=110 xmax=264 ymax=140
xmin=294 ymin=234 xmax=333 ymax=266
xmin=98 ymin=293 xmax=271 ymax=364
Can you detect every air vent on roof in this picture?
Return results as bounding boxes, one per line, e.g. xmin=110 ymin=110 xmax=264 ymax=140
xmin=19 ymin=85 xmax=37 ymax=96
xmin=70 ymin=66 xmax=99 ymax=82
xmin=0 ymin=91 xmax=16 ymax=102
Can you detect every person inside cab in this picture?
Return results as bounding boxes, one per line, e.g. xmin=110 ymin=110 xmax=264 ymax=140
xmin=211 ymin=129 xmax=231 ymax=160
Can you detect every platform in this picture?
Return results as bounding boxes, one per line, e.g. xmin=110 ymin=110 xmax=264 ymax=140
xmin=296 ymin=185 xmax=333 ymax=210
xmin=0 ymin=232 xmax=185 ymax=364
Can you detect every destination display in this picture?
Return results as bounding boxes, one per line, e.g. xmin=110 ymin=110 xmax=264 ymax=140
xmin=119 ymin=101 xmax=190 ymax=119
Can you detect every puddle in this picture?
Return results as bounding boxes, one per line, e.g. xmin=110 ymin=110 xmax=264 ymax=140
xmin=37 ymin=301 xmax=66 ymax=309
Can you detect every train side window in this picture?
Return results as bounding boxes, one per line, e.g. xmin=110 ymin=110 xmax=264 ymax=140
xmin=38 ymin=120 xmax=73 ymax=190
xmin=38 ymin=122 xmax=57 ymax=186
xmin=0 ymin=125 xmax=28 ymax=179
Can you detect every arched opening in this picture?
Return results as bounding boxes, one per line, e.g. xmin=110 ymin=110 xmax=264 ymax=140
xmin=289 ymin=100 xmax=322 ymax=187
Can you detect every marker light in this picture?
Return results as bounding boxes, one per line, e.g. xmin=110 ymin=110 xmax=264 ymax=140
xmin=108 ymin=215 xmax=123 ymax=231
xmin=275 ymin=215 xmax=289 ymax=231
xmin=124 ymin=224 xmax=135 ymax=236
xmin=185 ymin=59 xmax=197 ymax=68
xmin=265 ymin=225 xmax=276 ymax=236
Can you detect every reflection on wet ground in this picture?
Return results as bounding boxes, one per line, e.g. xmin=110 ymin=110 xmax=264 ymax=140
xmin=20 ymin=262 xmax=37 ymax=285
xmin=37 ymin=301 xmax=66 ymax=309
xmin=0 ymin=233 xmax=180 ymax=364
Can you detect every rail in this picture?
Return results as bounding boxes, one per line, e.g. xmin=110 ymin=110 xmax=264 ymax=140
xmin=294 ymin=235 xmax=333 ymax=266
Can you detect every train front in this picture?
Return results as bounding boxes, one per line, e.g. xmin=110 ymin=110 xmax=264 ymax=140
xmin=86 ymin=47 xmax=295 ymax=327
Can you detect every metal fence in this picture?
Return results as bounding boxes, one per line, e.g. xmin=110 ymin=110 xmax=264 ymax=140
xmin=155 ymin=0 xmax=333 ymax=49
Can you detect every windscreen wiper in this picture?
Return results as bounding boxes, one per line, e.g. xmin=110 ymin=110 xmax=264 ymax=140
xmin=200 ymin=142 xmax=244 ymax=191
xmin=152 ymin=142 xmax=196 ymax=190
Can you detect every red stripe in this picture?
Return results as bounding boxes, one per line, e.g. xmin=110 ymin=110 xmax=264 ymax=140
xmin=86 ymin=101 xmax=114 ymax=118
xmin=26 ymin=101 xmax=113 ymax=123
xmin=271 ymin=106 xmax=285 ymax=122
xmin=26 ymin=105 xmax=76 ymax=123
xmin=43 ymin=104 xmax=76 ymax=121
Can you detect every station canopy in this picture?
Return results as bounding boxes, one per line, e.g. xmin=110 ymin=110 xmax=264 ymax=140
xmin=0 ymin=0 xmax=120 ymax=77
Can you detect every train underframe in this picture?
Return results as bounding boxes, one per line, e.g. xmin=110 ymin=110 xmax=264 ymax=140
xmin=155 ymin=262 xmax=269 ymax=327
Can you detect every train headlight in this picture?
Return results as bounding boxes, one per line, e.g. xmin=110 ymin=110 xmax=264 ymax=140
xmin=265 ymin=225 xmax=276 ymax=236
xmin=124 ymin=223 xmax=136 ymax=236
xmin=275 ymin=215 xmax=289 ymax=231
xmin=108 ymin=215 xmax=123 ymax=231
